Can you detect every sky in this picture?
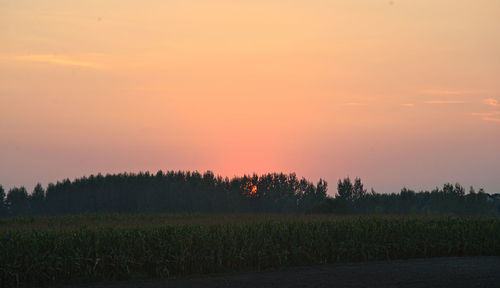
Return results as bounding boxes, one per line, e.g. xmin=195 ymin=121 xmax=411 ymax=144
xmin=1 ymin=0 xmax=499 ymax=195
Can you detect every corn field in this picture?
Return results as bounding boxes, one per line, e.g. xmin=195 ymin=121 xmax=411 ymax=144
xmin=1 ymin=215 xmax=500 ymax=287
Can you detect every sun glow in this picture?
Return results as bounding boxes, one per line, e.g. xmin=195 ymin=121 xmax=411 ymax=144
xmin=1 ymin=0 xmax=499 ymax=193
xmin=250 ymin=185 xmax=258 ymax=196
xmin=242 ymin=182 xmax=258 ymax=198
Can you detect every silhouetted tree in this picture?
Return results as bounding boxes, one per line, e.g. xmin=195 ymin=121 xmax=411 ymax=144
xmin=337 ymin=177 xmax=353 ymax=201
xmin=316 ymin=179 xmax=328 ymax=200
xmin=454 ymin=183 xmax=465 ymax=197
xmin=314 ymin=178 xmax=498 ymax=215
xmin=30 ymin=183 xmax=45 ymax=214
xmin=11 ymin=171 xmax=326 ymax=215
xmin=2 ymin=172 xmax=498 ymax=216
xmin=0 ymin=185 xmax=6 ymax=216
xmin=469 ymin=186 xmax=476 ymax=195
xmin=353 ymin=178 xmax=366 ymax=200
xmin=6 ymin=187 xmax=30 ymax=215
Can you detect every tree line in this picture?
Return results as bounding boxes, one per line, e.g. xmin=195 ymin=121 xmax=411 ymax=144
xmin=0 ymin=171 xmax=499 ymax=216
xmin=0 ymin=171 xmax=327 ymax=216
xmin=313 ymin=177 xmax=500 ymax=215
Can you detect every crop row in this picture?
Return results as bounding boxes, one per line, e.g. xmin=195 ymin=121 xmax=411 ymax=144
xmin=1 ymin=217 xmax=499 ymax=287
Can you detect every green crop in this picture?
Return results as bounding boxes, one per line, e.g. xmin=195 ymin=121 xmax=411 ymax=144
xmin=1 ymin=215 xmax=499 ymax=287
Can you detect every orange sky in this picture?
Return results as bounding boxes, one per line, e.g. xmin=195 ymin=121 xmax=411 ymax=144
xmin=1 ymin=0 xmax=499 ymax=193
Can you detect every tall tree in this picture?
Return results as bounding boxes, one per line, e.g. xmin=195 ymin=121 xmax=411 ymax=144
xmin=6 ymin=187 xmax=30 ymax=215
xmin=353 ymin=178 xmax=366 ymax=200
xmin=454 ymin=183 xmax=465 ymax=197
xmin=0 ymin=185 xmax=6 ymax=215
xmin=337 ymin=177 xmax=353 ymax=201
xmin=315 ymin=179 xmax=328 ymax=200
xmin=2 ymin=171 xmax=497 ymax=216
xmin=31 ymin=183 xmax=45 ymax=214
xmin=469 ymin=186 xmax=476 ymax=195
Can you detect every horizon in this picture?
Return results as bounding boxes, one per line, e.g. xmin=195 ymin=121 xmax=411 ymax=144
xmin=1 ymin=170 xmax=497 ymax=196
xmin=1 ymin=0 xmax=499 ymax=194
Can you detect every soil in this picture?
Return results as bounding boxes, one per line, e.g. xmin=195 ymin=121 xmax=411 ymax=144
xmin=69 ymin=257 xmax=500 ymax=288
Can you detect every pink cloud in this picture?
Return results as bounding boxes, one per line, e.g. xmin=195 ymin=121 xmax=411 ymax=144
xmin=482 ymin=117 xmax=500 ymax=122
xmin=471 ymin=111 xmax=500 ymax=117
xmin=421 ymin=89 xmax=491 ymax=95
xmin=483 ymin=98 xmax=500 ymax=107
xmin=424 ymin=100 xmax=465 ymax=104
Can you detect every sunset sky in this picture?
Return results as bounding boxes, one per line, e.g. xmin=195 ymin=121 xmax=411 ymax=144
xmin=1 ymin=0 xmax=499 ymax=194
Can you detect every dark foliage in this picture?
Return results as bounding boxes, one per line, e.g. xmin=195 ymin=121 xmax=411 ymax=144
xmin=314 ymin=178 xmax=500 ymax=215
xmin=2 ymin=171 xmax=327 ymax=216
xmin=5 ymin=187 xmax=30 ymax=216
xmin=2 ymin=217 xmax=500 ymax=287
xmin=1 ymin=172 xmax=499 ymax=216
xmin=0 ymin=185 xmax=6 ymax=216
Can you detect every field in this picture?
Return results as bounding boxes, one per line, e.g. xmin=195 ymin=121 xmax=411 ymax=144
xmin=1 ymin=214 xmax=500 ymax=287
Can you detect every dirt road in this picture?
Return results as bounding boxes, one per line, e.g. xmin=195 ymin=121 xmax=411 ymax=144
xmin=70 ymin=257 xmax=500 ymax=288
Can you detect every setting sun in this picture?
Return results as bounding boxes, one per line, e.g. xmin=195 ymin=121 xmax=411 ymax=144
xmin=2 ymin=1 xmax=500 ymax=287
xmin=1 ymin=1 xmax=499 ymax=194
xmin=250 ymin=185 xmax=258 ymax=197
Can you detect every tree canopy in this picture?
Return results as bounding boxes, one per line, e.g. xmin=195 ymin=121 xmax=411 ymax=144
xmin=1 ymin=171 xmax=498 ymax=216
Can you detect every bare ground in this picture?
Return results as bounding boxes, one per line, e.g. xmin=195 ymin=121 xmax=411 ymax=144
xmin=69 ymin=257 xmax=500 ymax=288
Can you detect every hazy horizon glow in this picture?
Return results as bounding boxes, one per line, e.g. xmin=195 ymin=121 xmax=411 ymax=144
xmin=1 ymin=0 xmax=499 ymax=194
